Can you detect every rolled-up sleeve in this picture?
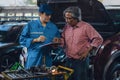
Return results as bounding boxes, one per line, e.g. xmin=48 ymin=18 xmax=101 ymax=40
xmin=86 ymin=24 xmax=103 ymax=48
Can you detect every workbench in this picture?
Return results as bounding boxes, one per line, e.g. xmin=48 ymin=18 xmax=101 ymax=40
xmin=2 ymin=69 xmax=66 ymax=80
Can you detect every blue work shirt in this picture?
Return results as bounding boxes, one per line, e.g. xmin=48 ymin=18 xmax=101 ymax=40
xmin=19 ymin=18 xmax=60 ymax=69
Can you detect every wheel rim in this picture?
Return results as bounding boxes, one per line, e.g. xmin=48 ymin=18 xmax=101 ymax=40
xmin=1 ymin=55 xmax=15 ymax=70
xmin=112 ymin=70 xmax=120 ymax=80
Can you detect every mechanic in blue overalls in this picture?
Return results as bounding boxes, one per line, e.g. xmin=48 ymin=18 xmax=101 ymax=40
xmin=19 ymin=4 xmax=60 ymax=70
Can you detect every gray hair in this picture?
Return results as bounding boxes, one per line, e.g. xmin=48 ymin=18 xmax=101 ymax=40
xmin=63 ymin=6 xmax=82 ymax=21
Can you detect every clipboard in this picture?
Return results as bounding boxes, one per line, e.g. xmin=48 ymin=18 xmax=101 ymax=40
xmin=39 ymin=42 xmax=61 ymax=48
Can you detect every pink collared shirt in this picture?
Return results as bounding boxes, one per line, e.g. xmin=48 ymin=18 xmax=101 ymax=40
xmin=61 ymin=21 xmax=103 ymax=59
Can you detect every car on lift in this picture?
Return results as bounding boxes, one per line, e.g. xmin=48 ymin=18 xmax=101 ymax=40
xmin=37 ymin=0 xmax=120 ymax=80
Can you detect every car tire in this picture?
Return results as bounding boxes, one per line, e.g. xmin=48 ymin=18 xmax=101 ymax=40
xmin=104 ymin=61 xmax=120 ymax=80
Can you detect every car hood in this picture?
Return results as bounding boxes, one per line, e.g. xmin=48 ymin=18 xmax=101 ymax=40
xmin=0 ymin=42 xmax=15 ymax=48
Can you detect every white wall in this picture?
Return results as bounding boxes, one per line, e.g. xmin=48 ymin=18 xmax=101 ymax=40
xmin=0 ymin=0 xmax=36 ymax=6
xmin=102 ymin=0 xmax=120 ymax=5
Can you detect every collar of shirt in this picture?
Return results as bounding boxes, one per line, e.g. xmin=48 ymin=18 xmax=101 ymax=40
xmin=37 ymin=18 xmax=51 ymax=29
xmin=67 ymin=21 xmax=84 ymax=29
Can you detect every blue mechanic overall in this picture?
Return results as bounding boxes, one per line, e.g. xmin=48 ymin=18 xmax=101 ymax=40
xmin=19 ymin=18 xmax=60 ymax=69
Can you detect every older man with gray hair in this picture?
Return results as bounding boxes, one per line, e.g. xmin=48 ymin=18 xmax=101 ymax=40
xmin=61 ymin=6 xmax=103 ymax=80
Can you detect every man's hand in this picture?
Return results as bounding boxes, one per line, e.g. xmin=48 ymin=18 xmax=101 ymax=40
xmin=33 ymin=35 xmax=46 ymax=43
xmin=79 ymin=46 xmax=93 ymax=60
xmin=38 ymin=35 xmax=46 ymax=42
xmin=52 ymin=37 xmax=61 ymax=48
xmin=53 ymin=37 xmax=61 ymax=43
xmin=79 ymin=51 xmax=89 ymax=60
